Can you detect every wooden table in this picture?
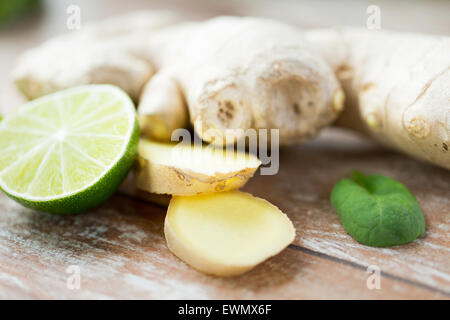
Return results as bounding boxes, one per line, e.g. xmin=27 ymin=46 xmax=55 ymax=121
xmin=0 ymin=0 xmax=449 ymax=300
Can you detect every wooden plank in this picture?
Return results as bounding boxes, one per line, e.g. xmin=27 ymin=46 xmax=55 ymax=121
xmin=243 ymin=129 xmax=450 ymax=295
xmin=0 ymin=191 xmax=446 ymax=299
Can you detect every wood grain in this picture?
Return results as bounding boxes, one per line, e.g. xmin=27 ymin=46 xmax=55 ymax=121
xmin=244 ymin=129 xmax=450 ymax=297
xmin=0 ymin=129 xmax=449 ymax=299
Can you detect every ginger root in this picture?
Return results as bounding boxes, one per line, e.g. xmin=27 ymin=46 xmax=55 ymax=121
xmin=13 ymin=13 xmax=343 ymax=146
xmin=305 ymin=28 xmax=450 ymax=170
xmin=165 ymin=191 xmax=295 ymax=277
xmin=135 ymin=139 xmax=261 ymax=196
xmin=138 ymin=72 xmax=188 ymax=141
xmin=144 ymin=16 xmax=343 ymax=145
xmin=12 ymin=11 xmax=179 ymax=101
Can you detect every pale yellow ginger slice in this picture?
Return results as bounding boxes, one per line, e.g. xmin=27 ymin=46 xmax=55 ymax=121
xmin=135 ymin=139 xmax=261 ymax=196
xmin=165 ymin=191 xmax=296 ymax=277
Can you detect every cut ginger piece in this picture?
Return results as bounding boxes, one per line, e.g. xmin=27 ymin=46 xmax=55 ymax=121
xmin=135 ymin=139 xmax=261 ymax=195
xmin=165 ymin=191 xmax=296 ymax=277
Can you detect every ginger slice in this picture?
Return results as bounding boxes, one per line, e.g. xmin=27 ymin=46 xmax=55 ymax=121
xmin=165 ymin=191 xmax=296 ymax=277
xmin=135 ymin=139 xmax=261 ymax=196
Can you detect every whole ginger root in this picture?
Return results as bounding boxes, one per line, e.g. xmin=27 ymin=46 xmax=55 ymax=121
xmin=13 ymin=11 xmax=180 ymax=101
xmin=305 ymin=28 xmax=450 ymax=170
xmin=13 ymin=13 xmax=449 ymax=171
xmin=142 ymin=16 xmax=344 ymax=145
xmin=13 ymin=13 xmax=344 ymax=146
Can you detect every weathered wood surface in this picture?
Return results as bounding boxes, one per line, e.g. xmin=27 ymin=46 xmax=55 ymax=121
xmin=0 ymin=129 xmax=448 ymax=299
xmin=245 ymin=130 xmax=450 ymax=298
xmin=0 ymin=0 xmax=449 ymax=300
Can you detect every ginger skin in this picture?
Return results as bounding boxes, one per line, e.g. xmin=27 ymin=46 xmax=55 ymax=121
xmin=12 ymin=13 xmax=449 ymax=169
xmin=144 ymin=16 xmax=343 ymax=145
xmin=13 ymin=11 xmax=179 ymax=101
xmin=13 ymin=14 xmax=343 ymax=147
xmin=306 ymin=28 xmax=450 ymax=170
xmin=138 ymin=72 xmax=188 ymax=141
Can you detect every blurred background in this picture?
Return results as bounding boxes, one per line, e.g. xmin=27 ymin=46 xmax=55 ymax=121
xmin=1 ymin=0 xmax=450 ymax=114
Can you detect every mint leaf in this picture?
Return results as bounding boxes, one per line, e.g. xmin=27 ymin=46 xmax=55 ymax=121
xmin=330 ymin=171 xmax=426 ymax=247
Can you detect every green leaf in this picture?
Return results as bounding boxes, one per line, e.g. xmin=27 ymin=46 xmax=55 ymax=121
xmin=0 ymin=0 xmax=40 ymax=26
xmin=330 ymin=171 xmax=426 ymax=247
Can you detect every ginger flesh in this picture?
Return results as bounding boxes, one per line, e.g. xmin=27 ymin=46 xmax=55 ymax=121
xmin=165 ymin=191 xmax=296 ymax=277
xmin=135 ymin=139 xmax=261 ymax=196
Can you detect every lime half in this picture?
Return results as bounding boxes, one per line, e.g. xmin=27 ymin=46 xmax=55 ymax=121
xmin=0 ymin=85 xmax=139 ymax=214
